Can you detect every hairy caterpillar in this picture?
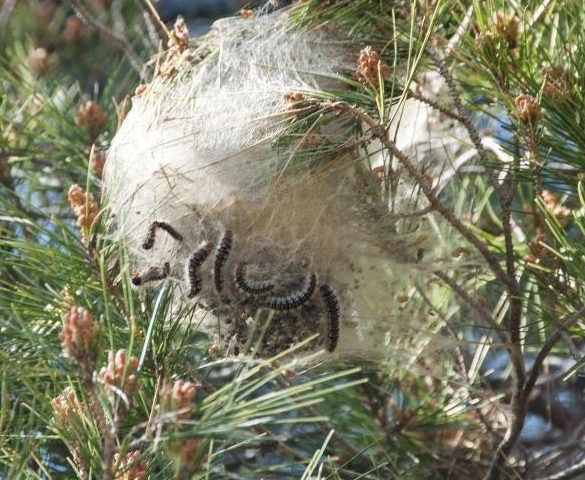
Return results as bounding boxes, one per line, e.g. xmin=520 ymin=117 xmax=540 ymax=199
xmin=142 ymin=221 xmax=184 ymax=250
xmin=264 ymin=273 xmax=317 ymax=311
xmin=132 ymin=262 xmax=171 ymax=286
xmin=213 ymin=230 xmax=233 ymax=293
xmin=319 ymin=284 xmax=340 ymax=352
xmin=234 ymin=262 xmax=275 ymax=294
xmin=187 ymin=242 xmax=214 ymax=298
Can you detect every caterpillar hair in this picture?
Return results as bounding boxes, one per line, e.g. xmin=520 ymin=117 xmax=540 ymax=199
xmin=132 ymin=262 xmax=171 ymax=286
xmin=319 ymin=284 xmax=340 ymax=352
xmin=213 ymin=230 xmax=233 ymax=293
xmin=187 ymin=242 xmax=214 ymax=298
xmin=142 ymin=221 xmax=184 ymax=250
xmin=264 ymin=273 xmax=317 ymax=311
xmin=234 ymin=262 xmax=275 ymax=294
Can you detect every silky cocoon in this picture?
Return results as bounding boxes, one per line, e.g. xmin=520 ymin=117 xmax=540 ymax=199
xmin=103 ymin=10 xmax=462 ymax=360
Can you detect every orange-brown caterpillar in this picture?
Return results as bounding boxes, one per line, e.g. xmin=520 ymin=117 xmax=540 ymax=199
xmin=213 ymin=230 xmax=233 ymax=293
xmin=187 ymin=242 xmax=213 ymax=298
xmin=319 ymin=284 xmax=339 ymax=352
xmin=142 ymin=221 xmax=184 ymax=249
xmin=132 ymin=262 xmax=170 ymax=286
xmin=264 ymin=273 xmax=316 ymax=310
xmin=234 ymin=262 xmax=275 ymax=294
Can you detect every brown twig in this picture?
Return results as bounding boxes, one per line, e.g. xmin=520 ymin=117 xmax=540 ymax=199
xmin=427 ymin=50 xmax=490 ymax=166
xmin=408 ymin=90 xmax=469 ymax=125
xmin=70 ymin=0 xmax=143 ymax=74
xmin=485 ymin=176 xmax=525 ymax=480
xmin=483 ymin=239 xmax=584 ymax=480
xmin=432 ymin=270 xmax=508 ymax=344
xmin=523 ymin=305 xmax=585 ymax=402
xmin=536 ymin=459 xmax=585 ymax=480
xmin=327 ymin=100 xmax=512 ymax=291
xmin=135 ymin=0 xmax=171 ymax=40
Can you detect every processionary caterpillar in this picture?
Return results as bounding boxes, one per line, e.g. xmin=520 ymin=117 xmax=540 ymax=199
xmin=213 ymin=230 xmax=233 ymax=293
xmin=142 ymin=221 xmax=184 ymax=250
xmin=264 ymin=273 xmax=316 ymax=311
xmin=132 ymin=262 xmax=170 ymax=286
xmin=234 ymin=262 xmax=275 ymax=294
xmin=187 ymin=242 xmax=214 ymax=298
xmin=319 ymin=283 xmax=340 ymax=352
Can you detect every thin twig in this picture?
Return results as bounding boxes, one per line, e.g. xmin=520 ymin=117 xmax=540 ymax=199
xmin=135 ymin=0 xmax=170 ymax=40
xmin=483 ymin=307 xmax=585 ymax=480
xmin=530 ymin=419 xmax=585 ymax=478
xmin=535 ymin=457 xmax=585 ymax=480
xmin=427 ymin=50 xmax=491 ymax=166
xmin=408 ymin=90 xmax=468 ymax=125
xmin=485 ymin=175 xmax=525 ymax=480
xmin=70 ymin=0 xmax=143 ymax=74
xmin=414 ymin=282 xmax=469 ymax=377
xmin=523 ymin=305 xmax=585 ymax=400
xmin=432 ymin=271 xmax=507 ymax=344
xmin=328 ymin=101 xmax=512 ymax=291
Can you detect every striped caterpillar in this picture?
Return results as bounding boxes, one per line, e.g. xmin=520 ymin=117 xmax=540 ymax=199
xmin=187 ymin=242 xmax=214 ymax=298
xmin=142 ymin=221 xmax=183 ymax=250
xmin=263 ymin=273 xmax=317 ymax=311
xmin=319 ymin=284 xmax=340 ymax=352
xmin=213 ymin=230 xmax=233 ymax=293
xmin=234 ymin=262 xmax=275 ymax=294
xmin=135 ymin=222 xmax=341 ymax=353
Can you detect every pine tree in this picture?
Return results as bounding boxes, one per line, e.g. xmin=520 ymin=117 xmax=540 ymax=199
xmin=2 ymin=1 xmax=585 ymax=479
